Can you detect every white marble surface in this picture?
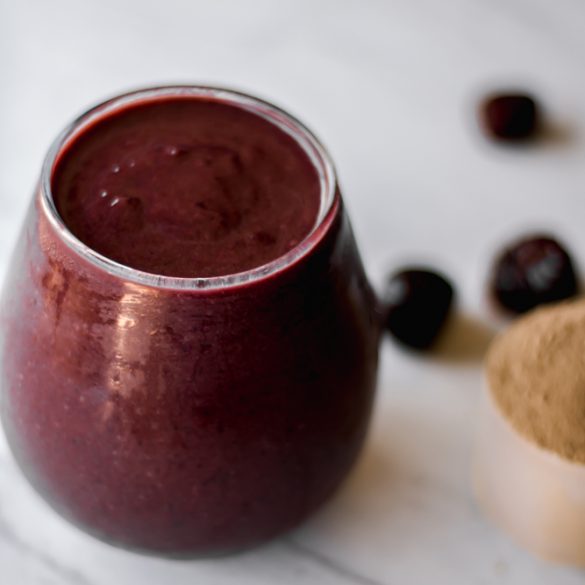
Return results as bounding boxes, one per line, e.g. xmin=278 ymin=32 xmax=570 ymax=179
xmin=2 ymin=0 xmax=585 ymax=583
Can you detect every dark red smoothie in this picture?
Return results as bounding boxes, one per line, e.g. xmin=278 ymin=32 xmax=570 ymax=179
xmin=52 ymin=98 xmax=321 ymax=277
xmin=0 ymin=87 xmax=379 ymax=556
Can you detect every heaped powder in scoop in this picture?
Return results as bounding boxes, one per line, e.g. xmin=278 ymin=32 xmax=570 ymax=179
xmin=486 ymin=300 xmax=585 ymax=463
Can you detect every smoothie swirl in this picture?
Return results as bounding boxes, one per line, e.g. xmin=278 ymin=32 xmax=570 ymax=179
xmin=52 ymin=98 xmax=321 ymax=277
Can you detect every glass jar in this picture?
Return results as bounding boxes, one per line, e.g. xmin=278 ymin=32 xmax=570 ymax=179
xmin=0 ymin=86 xmax=380 ymax=556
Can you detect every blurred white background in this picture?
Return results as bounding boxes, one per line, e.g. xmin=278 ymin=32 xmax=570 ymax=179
xmin=1 ymin=1 xmax=585 ymax=583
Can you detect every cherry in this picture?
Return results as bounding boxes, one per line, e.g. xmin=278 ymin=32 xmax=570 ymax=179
xmin=383 ymin=268 xmax=454 ymax=350
xmin=491 ymin=235 xmax=578 ymax=314
xmin=481 ymin=93 xmax=539 ymax=140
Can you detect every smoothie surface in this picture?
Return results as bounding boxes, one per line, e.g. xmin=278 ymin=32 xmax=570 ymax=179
xmin=52 ymin=97 xmax=321 ymax=277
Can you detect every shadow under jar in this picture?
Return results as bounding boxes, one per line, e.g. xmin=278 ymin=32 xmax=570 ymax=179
xmin=0 ymin=86 xmax=380 ymax=557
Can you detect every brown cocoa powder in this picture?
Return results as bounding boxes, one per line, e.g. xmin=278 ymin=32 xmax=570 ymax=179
xmin=487 ymin=300 xmax=585 ymax=463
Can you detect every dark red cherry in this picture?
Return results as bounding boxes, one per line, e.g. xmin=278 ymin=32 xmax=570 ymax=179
xmin=383 ymin=268 xmax=454 ymax=350
xmin=481 ymin=94 xmax=539 ymax=140
xmin=491 ymin=235 xmax=578 ymax=314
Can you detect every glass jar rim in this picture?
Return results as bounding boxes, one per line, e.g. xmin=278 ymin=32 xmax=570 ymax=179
xmin=40 ymin=85 xmax=338 ymax=291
